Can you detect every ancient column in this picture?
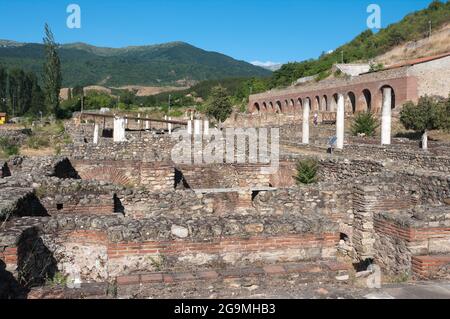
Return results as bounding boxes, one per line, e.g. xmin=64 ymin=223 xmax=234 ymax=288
xmin=336 ymin=93 xmax=345 ymax=149
xmin=168 ymin=117 xmax=172 ymax=135
xmin=113 ymin=117 xmax=126 ymax=142
xmin=187 ymin=120 xmax=192 ymax=135
xmin=204 ymin=119 xmax=209 ymax=136
xmin=381 ymin=87 xmax=392 ymax=145
xmin=194 ymin=119 xmax=202 ymax=135
xmin=302 ymin=99 xmax=310 ymax=144
xmin=145 ymin=115 xmax=149 ymax=130
xmin=93 ymin=124 xmax=99 ymax=144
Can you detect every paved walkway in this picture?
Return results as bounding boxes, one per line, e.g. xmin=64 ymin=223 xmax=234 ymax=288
xmin=364 ymin=281 xmax=450 ymax=299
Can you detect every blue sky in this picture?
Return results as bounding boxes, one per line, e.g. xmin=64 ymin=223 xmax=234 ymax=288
xmin=0 ymin=0 xmax=436 ymax=65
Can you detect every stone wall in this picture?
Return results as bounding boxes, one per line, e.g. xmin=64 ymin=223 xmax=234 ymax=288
xmin=72 ymin=159 xmax=174 ymax=191
xmin=351 ymin=170 xmax=450 ymax=263
xmin=373 ymin=207 xmax=450 ymax=277
xmin=408 ymin=54 xmax=450 ymax=98
xmin=344 ymin=143 xmax=450 ymax=173
xmin=0 ymin=212 xmax=339 ymax=282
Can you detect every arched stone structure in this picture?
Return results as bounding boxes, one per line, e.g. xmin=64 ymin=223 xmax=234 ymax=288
xmin=380 ymin=85 xmax=396 ymax=110
xmin=248 ymin=68 xmax=419 ymax=115
xmin=275 ymin=101 xmax=282 ymax=113
xmin=330 ymin=94 xmax=339 ymax=112
xmin=346 ymin=92 xmax=356 ymax=114
xmin=314 ymin=96 xmax=321 ymax=112
xmin=359 ymin=89 xmax=372 ymax=113
xmin=262 ymin=102 xmax=268 ymax=112
xmin=253 ymin=102 xmax=260 ymax=114
xmin=321 ymin=95 xmax=328 ymax=111
xmin=289 ymin=99 xmax=295 ymax=113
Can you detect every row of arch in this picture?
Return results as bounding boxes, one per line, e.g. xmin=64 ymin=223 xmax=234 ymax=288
xmin=252 ymin=86 xmax=396 ymax=115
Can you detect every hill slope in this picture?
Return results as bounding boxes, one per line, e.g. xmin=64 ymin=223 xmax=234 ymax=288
xmin=0 ymin=41 xmax=271 ymax=87
xmin=270 ymin=0 xmax=450 ymax=87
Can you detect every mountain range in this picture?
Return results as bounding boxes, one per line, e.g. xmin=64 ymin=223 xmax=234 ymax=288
xmin=0 ymin=40 xmax=271 ymax=87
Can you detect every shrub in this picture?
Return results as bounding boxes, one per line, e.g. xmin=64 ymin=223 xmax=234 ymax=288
xmin=351 ymin=112 xmax=378 ymax=137
xmin=294 ymin=158 xmax=319 ymax=185
xmin=26 ymin=135 xmax=50 ymax=149
xmin=0 ymin=137 xmax=20 ymax=156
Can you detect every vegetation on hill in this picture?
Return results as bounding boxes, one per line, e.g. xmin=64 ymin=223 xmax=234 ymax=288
xmin=204 ymin=86 xmax=233 ymax=123
xmin=0 ymin=41 xmax=271 ymax=87
xmin=270 ymin=0 xmax=450 ymax=87
xmin=0 ymin=66 xmax=44 ymax=117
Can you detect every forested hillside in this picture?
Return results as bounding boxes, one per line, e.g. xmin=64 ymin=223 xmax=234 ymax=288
xmin=0 ymin=41 xmax=271 ymax=87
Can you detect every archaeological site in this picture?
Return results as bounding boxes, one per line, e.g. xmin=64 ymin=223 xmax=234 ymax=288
xmin=1 ymin=0 xmax=450 ymax=303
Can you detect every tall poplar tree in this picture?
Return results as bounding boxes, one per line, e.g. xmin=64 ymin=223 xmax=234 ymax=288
xmin=43 ymin=23 xmax=62 ymax=117
xmin=0 ymin=66 xmax=7 ymax=112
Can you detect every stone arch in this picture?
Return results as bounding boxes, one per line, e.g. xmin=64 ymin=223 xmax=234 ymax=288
xmin=321 ymin=95 xmax=328 ymax=111
xmin=330 ymin=94 xmax=339 ymax=112
xmin=284 ymin=100 xmax=290 ymax=113
xmin=346 ymin=91 xmax=356 ymax=114
xmin=314 ymin=96 xmax=321 ymax=112
xmin=359 ymin=89 xmax=372 ymax=113
xmin=79 ymin=166 xmax=132 ymax=186
xmin=253 ymin=102 xmax=260 ymax=114
xmin=289 ymin=99 xmax=295 ymax=113
xmin=275 ymin=101 xmax=282 ymax=113
xmin=304 ymin=97 xmax=312 ymax=110
xmin=380 ymin=85 xmax=396 ymax=110
xmin=269 ymin=102 xmax=274 ymax=113
xmin=262 ymin=102 xmax=268 ymax=113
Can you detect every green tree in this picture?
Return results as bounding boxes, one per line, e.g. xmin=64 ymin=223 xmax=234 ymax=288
xmin=400 ymin=96 xmax=445 ymax=150
xmin=351 ymin=112 xmax=379 ymax=137
xmin=205 ymin=86 xmax=233 ymax=122
xmin=0 ymin=66 xmax=7 ymax=112
xmin=43 ymin=23 xmax=62 ymax=117
xmin=294 ymin=158 xmax=319 ymax=185
xmin=442 ymin=95 xmax=450 ymax=131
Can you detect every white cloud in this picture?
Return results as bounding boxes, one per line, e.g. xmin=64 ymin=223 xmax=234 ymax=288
xmin=250 ymin=61 xmax=283 ymax=71
xmin=250 ymin=60 xmax=282 ymax=67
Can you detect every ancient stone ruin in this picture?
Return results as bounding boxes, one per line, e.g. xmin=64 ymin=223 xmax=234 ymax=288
xmin=1 ymin=54 xmax=449 ymax=299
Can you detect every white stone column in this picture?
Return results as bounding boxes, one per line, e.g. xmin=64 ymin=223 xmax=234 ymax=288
xmin=381 ymin=87 xmax=392 ymax=145
xmin=145 ymin=115 xmax=149 ymax=130
xmin=302 ymin=99 xmax=310 ymax=144
xmin=113 ymin=117 xmax=126 ymax=142
xmin=204 ymin=120 xmax=209 ymax=136
xmin=336 ymin=93 xmax=345 ymax=149
xmin=187 ymin=120 xmax=192 ymax=135
xmin=194 ymin=119 xmax=202 ymax=135
xmin=168 ymin=117 xmax=172 ymax=135
xmin=93 ymin=124 xmax=99 ymax=145
xmin=137 ymin=113 xmax=141 ymax=125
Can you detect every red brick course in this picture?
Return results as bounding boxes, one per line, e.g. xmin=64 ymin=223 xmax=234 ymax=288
xmin=374 ymin=217 xmax=450 ymax=242
xmin=411 ymin=255 xmax=450 ymax=279
xmin=0 ymin=247 xmax=17 ymax=265
xmin=107 ymin=233 xmax=339 ymax=259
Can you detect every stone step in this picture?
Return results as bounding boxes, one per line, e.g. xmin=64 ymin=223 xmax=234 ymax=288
xmin=114 ymin=260 xmax=352 ymax=287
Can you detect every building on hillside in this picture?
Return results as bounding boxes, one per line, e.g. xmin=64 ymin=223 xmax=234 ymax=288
xmin=0 ymin=113 xmax=7 ymax=125
xmin=331 ymin=63 xmax=370 ymax=77
xmin=249 ymin=52 xmax=450 ymax=115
